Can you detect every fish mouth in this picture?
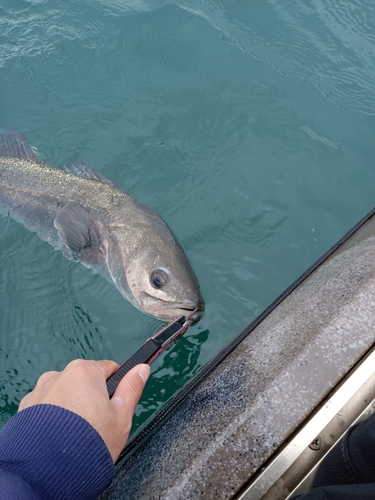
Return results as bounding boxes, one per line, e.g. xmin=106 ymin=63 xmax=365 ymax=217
xmin=143 ymin=295 xmax=205 ymax=324
xmin=177 ymin=304 xmax=204 ymax=324
xmin=160 ymin=302 xmax=205 ymax=324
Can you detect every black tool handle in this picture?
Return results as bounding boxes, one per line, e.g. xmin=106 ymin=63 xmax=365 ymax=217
xmin=106 ymin=339 xmax=160 ymax=398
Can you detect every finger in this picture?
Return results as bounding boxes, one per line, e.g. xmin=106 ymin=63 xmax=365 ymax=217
xmin=95 ymin=359 xmax=120 ymax=379
xmin=111 ymin=364 xmax=150 ymax=416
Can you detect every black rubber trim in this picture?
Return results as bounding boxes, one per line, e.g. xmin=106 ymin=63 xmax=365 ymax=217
xmin=107 ymin=317 xmax=186 ymax=398
xmin=106 ymin=339 xmax=160 ymax=398
xmin=116 ymin=207 xmax=375 ymax=465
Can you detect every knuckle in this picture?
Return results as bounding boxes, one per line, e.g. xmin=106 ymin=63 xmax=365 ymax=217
xmin=66 ymin=359 xmax=96 ymax=378
xmin=67 ymin=359 xmax=87 ymax=370
xmin=36 ymin=371 xmax=57 ymax=386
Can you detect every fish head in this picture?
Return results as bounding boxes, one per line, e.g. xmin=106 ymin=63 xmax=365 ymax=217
xmin=126 ymin=242 xmax=204 ymax=323
xmin=107 ymin=216 xmax=204 ymax=323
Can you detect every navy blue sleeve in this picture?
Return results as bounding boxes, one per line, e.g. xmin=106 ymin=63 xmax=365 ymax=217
xmin=0 ymin=404 xmax=114 ymax=500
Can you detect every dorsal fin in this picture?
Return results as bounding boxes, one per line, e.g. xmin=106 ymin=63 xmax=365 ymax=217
xmin=0 ymin=126 xmax=41 ymax=161
xmin=62 ymin=160 xmax=114 ymax=185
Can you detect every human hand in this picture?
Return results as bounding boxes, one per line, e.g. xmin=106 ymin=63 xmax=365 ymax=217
xmin=18 ymin=359 xmax=150 ymax=462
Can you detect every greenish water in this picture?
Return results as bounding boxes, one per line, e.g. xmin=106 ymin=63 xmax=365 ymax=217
xmin=1 ymin=0 xmax=375 ymax=434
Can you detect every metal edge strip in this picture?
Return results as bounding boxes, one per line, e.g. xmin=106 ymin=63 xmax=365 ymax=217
xmin=236 ymin=346 xmax=375 ymax=499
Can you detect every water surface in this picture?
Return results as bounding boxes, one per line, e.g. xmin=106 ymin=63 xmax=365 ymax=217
xmin=1 ymin=0 xmax=375 ymax=432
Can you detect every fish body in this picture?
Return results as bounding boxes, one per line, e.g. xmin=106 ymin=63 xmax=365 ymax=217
xmin=0 ymin=128 xmax=204 ymax=323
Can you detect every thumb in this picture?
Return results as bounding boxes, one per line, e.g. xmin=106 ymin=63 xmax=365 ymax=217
xmin=111 ymin=364 xmax=150 ymax=416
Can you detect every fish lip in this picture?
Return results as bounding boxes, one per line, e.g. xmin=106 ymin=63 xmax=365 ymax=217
xmin=140 ymin=292 xmax=204 ymax=322
xmin=164 ymin=302 xmax=205 ymax=312
xmin=159 ymin=302 xmax=205 ymax=324
xmin=184 ymin=309 xmax=204 ymax=325
xmin=148 ymin=302 xmax=204 ymax=325
xmin=140 ymin=292 xmax=205 ymax=312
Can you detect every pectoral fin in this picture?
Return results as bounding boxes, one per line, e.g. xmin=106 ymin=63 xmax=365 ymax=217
xmin=54 ymin=202 xmax=93 ymax=252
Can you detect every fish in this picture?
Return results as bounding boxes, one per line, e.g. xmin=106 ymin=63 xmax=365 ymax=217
xmin=0 ymin=127 xmax=204 ymax=323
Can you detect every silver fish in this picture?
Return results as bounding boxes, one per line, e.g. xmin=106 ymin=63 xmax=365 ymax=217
xmin=0 ymin=127 xmax=204 ymax=323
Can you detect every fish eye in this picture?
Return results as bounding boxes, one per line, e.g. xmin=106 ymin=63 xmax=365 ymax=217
xmin=150 ymin=269 xmax=169 ymax=289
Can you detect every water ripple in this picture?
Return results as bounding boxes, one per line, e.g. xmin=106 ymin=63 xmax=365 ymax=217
xmin=178 ymin=0 xmax=375 ymax=115
xmin=1 ymin=0 xmax=374 ymax=430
